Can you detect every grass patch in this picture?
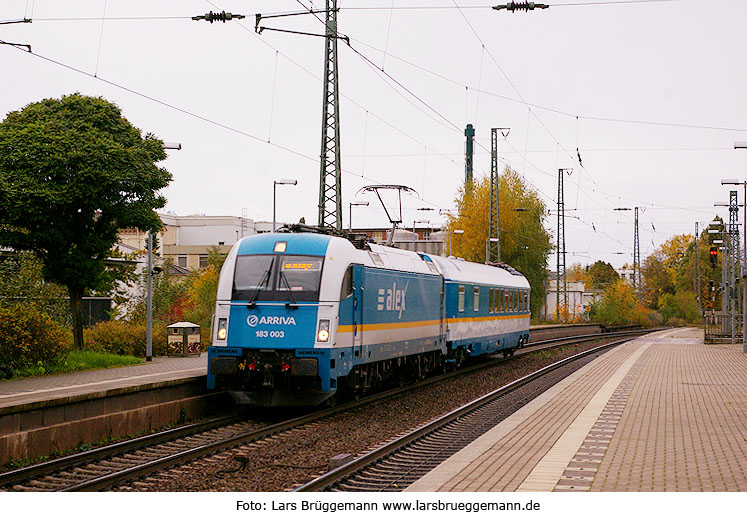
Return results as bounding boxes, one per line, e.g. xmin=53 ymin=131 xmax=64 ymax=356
xmin=11 ymin=350 xmax=143 ymax=378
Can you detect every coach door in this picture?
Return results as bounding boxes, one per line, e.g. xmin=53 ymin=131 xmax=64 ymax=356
xmin=352 ymin=264 xmax=365 ymax=359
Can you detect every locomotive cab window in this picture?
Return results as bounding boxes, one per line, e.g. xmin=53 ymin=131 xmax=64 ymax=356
xmin=232 ymin=254 xmax=323 ymax=301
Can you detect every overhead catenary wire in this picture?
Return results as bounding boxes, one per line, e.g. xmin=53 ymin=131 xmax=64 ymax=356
xmin=6 ymin=0 xmax=719 ymax=263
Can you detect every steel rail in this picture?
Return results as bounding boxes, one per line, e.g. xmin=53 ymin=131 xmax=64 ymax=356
xmin=0 ymin=413 xmax=247 ymax=488
xmin=294 ymin=333 xmax=649 ymax=491
xmin=3 ymin=327 xmax=659 ymax=491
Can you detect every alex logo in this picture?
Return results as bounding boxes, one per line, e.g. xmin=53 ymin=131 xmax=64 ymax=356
xmin=376 ymin=282 xmax=409 ymax=319
xmin=247 ymin=315 xmax=297 ymax=327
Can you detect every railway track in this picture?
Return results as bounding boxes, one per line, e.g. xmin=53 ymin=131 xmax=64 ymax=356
xmin=294 ymin=337 xmax=634 ymax=492
xmin=1 ymin=329 xmax=657 ymax=492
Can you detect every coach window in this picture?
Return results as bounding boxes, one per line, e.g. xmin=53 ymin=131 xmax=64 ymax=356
xmin=458 ymin=285 xmax=465 ymax=312
xmin=489 ymin=289 xmax=494 ymax=313
xmin=340 ymin=266 xmax=354 ymax=300
xmin=473 ymin=287 xmax=480 ymax=312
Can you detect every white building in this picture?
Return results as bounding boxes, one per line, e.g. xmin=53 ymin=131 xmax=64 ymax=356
xmin=541 ymin=277 xmax=602 ymax=321
xmin=119 ymin=214 xmax=278 ymax=271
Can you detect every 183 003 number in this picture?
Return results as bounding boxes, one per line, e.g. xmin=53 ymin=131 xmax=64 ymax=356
xmin=256 ymin=330 xmax=285 ymax=338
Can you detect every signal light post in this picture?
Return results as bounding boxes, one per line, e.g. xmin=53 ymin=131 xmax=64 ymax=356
xmin=723 ymin=150 xmax=747 ymax=352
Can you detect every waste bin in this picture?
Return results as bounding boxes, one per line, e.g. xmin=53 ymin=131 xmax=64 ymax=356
xmin=167 ymin=322 xmax=201 ymax=357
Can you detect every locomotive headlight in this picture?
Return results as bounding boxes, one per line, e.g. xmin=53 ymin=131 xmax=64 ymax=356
xmin=217 ymin=318 xmax=228 ymax=341
xmin=317 ymin=319 xmax=331 ymax=342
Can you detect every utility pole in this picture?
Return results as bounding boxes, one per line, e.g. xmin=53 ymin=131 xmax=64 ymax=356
xmin=557 ymin=168 xmax=571 ymax=321
xmin=694 ymin=222 xmax=700 ymax=312
xmin=633 ymin=207 xmax=641 ymax=302
xmin=465 ymin=124 xmax=475 ymax=189
xmin=146 ymin=230 xmax=153 ymax=362
xmin=318 ymin=0 xmax=343 ymax=231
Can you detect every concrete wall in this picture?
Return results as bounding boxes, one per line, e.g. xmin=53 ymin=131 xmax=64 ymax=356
xmin=0 ymin=378 xmax=232 ymax=465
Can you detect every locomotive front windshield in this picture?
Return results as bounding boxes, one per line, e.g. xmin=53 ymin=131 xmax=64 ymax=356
xmin=232 ymin=254 xmax=323 ymax=301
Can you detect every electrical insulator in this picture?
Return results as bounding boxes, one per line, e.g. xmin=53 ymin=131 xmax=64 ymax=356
xmin=192 ymin=11 xmax=246 ymax=23
xmin=709 ymin=246 xmax=718 ymax=268
xmin=493 ymin=2 xmax=550 ymax=12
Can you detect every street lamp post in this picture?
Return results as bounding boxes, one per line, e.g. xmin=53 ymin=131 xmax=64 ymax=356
xmin=348 ymin=201 xmax=369 ymax=233
xmin=146 ymin=142 xmax=182 ymax=362
xmin=412 ymin=219 xmax=430 ymax=251
xmin=273 ymin=179 xmax=297 ymax=232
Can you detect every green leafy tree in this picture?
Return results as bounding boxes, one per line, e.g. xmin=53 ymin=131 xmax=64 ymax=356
xmin=586 ymin=261 xmax=619 ymax=289
xmin=0 ymin=251 xmax=70 ymax=324
xmin=0 ymin=94 xmax=172 ymax=350
xmin=447 ymin=168 xmax=553 ymax=317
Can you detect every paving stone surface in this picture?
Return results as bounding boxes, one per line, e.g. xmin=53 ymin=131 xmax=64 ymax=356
xmin=406 ymin=329 xmax=747 ymax=492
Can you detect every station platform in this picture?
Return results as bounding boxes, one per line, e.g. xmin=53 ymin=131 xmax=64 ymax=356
xmin=0 ymin=356 xmax=205 ymax=413
xmin=407 ymin=328 xmax=747 ymax=492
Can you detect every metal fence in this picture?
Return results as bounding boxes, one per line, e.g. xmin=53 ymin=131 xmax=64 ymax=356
xmin=1 ymin=296 xmax=111 ymax=328
xmin=704 ymin=312 xmax=743 ymax=344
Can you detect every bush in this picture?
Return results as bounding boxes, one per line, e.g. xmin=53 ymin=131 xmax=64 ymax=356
xmin=84 ymin=320 xmax=169 ymax=357
xmin=0 ymin=304 xmax=70 ymax=378
xmin=658 ymin=291 xmax=700 ymax=324
xmin=589 ymin=280 xmax=648 ymax=327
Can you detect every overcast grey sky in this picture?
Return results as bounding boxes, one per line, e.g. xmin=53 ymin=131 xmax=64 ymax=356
xmin=2 ymin=0 xmax=746 ymax=269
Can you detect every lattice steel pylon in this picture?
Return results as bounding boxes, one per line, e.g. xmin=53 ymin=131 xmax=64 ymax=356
xmin=633 ymin=207 xmax=641 ymax=302
xmin=556 ymin=168 xmax=570 ymax=320
xmin=729 ymin=190 xmax=740 ymax=341
xmin=317 ymin=0 xmax=342 ymax=231
xmin=488 ymin=128 xmax=501 ymax=263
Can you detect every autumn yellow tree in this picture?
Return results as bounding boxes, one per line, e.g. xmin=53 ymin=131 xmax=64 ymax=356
xmin=446 ymin=168 xmax=552 ymax=317
xmin=567 ymin=263 xmax=590 ymax=287
xmin=590 ymin=279 xmax=648 ymax=326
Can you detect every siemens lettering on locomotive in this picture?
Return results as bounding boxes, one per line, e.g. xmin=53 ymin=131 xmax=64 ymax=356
xmin=207 ymin=229 xmax=530 ymax=406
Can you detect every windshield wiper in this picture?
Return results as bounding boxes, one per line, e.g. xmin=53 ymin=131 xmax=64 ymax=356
xmin=279 ymin=270 xmax=298 ymax=309
xmin=247 ymin=259 xmax=274 ymax=308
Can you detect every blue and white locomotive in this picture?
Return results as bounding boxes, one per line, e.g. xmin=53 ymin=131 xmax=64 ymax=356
xmin=207 ymin=228 xmax=530 ymax=406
